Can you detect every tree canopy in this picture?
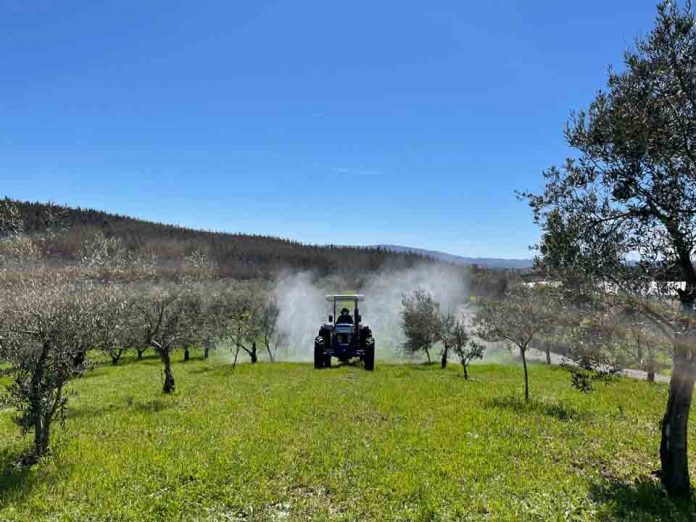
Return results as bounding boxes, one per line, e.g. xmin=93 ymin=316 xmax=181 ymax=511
xmin=524 ymin=1 xmax=696 ymax=497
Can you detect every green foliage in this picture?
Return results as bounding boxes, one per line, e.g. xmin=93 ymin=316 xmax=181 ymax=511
xmin=0 ymin=273 xmax=98 ymax=460
xmin=476 ymin=285 xmax=558 ymax=349
xmin=476 ymin=285 xmax=560 ymax=400
xmin=523 ymin=1 xmax=696 ymax=495
xmin=0 ymin=358 xmax=693 ymax=520
xmin=524 ymin=0 xmax=696 ymax=299
xmin=134 ymin=284 xmax=205 ymax=393
xmin=0 ymin=198 xmax=24 ymax=239
xmin=441 ymin=313 xmax=484 ymax=379
xmin=400 ymin=289 xmax=442 ymax=363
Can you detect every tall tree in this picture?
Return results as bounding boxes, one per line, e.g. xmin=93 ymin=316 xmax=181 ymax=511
xmin=524 ymin=2 xmax=696 ymax=496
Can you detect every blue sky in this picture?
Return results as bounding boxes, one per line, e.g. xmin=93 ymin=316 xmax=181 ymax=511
xmin=0 ymin=0 xmax=662 ymax=258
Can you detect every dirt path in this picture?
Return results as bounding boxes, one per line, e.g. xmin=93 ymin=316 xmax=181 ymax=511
xmin=525 ymin=348 xmax=670 ymax=383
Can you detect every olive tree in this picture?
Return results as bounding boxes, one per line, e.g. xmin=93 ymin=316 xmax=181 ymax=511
xmin=523 ymin=2 xmax=696 ymax=495
xmin=475 ymin=285 xmax=555 ymax=401
xmin=225 ymin=290 xmax=262 ymax=367
xmin=199 ymin=287 xmax=226 ymax=360
xmin=134 ymin=284 xmax=203 ymax=393
xmin=624 ymin=314 xmax=671 ymax=383
xmin=400 ymin=289 xmax=442 ymax=364
xmin=0 ymin=199 xmax=93 ymax=460
xmin=561 ymin=300 xmax=627 ymax=392
xmin=79 ymin=232 xmax=135 ymax=280
xmin=0 ymin=274 xmax=97 ymax=460
xmin=441 ymin=313 xmax=484 ymax=379
xmin=93 ymin=285 xmax=139 ymax=365
xmin=259 ymin=297 xmax=284 ymax=362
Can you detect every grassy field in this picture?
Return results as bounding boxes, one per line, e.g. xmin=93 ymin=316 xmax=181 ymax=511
xmin=0 ymin=353 xmax=694 ymax=521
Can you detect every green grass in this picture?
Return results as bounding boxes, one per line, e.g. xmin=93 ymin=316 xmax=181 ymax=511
xmin=0 ymin=353 xmax=694 ymax=521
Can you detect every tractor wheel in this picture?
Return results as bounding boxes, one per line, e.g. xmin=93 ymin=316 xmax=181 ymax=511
xmin=364 ymin=340 xmax=375 ymax=371
xmin=323 ymin=352 xmax=332 ymax=368
xmin=314 ymin=341 xmax=324 ymax=369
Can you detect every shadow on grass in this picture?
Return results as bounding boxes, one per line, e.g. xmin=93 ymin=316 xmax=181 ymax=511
xmin=486 ymin=395 xmax=588 ymax=421
xmin=0 ymin=448 xmax=37 ymax=504
xmin=131 ymin=398 xmax=172 ymax=414
xmin=589 ymin=476 xmax=696 ymax=521
xmin=68 ymin=397 xmax=173 ymax=419
xmin=187 ymin=365 xmax=218 ymax=374
xmin=402 ymin=362 xmax=440 ymax=371
xmin=78 ymin=356 xmax=161 ymax=381
xmin=89 ymin=354 xmax=160 ymax=370
xmin=65 ymin=403 xmax=117 ymax=419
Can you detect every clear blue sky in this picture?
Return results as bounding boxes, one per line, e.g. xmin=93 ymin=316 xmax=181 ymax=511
xmin=0 ymin=0 xmax=662 ymax=258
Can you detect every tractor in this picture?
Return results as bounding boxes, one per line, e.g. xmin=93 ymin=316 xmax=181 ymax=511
xmin=314 ymin=294 xmax=375 ymax=370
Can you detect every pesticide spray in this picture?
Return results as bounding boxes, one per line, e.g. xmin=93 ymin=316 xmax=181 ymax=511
xmin=272 ymin=263 xmax=490 ymax=362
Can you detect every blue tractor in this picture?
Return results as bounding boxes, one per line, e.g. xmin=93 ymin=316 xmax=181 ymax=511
xmin=314 ymin=294 xmax=375 ymax=370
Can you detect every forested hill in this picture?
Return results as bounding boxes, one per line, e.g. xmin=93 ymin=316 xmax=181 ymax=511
xmin=12 ymin=200 xmax=430 ymax=279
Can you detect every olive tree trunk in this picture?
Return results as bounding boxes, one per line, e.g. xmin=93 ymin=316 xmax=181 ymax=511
xmin=660 ymin=342 xmax=696 ymax=497
xmin=441 ymin=347 xmax=448 ymax=369
xmin=647 ymin=364 xmax=656 ymax=383
xmin=30 ymin=342 xmax=50 ymax=458
xmin=265 ymin=341 xmax=275 ymax=362
xmin=111 ymin=348 xmax=123 ymax=365
xmin=33 ymin=414 xmax=50 ymax=458
xmin=521 ymin=347 xmax=530 ymax=402
xmin=161 ymin=350 xmax=175 ymax=394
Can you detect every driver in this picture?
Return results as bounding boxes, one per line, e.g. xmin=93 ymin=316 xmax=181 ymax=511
xmin=336 ymin=307 xmax=354 ymax=325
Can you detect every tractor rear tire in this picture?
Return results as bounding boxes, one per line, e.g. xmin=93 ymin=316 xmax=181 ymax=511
xmin=364 ymin=341 xmax=375 ymax=371
xmin=314 ymin=342 xmax=324 ymax=369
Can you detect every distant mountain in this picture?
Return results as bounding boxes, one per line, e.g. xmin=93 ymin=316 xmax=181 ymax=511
xmin=376 ymin=245 xmax=534 ymax=270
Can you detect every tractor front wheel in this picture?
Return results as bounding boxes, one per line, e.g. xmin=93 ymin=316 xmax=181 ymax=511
xmin=314 ymin=341 xmax=324 ymax=369
xmin=364 ymin=340 xmax=375 ymax=371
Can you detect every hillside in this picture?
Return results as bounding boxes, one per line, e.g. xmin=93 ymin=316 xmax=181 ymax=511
xmin=11 ymin=200 xmax=430 ymax=279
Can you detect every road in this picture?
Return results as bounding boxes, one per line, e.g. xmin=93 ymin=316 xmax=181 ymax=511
xmin=521 ymin=348 xmax=670 ymax=384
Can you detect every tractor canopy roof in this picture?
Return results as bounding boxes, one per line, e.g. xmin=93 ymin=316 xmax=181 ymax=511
xmin=325 ymin=294 xmax=364 ymax=302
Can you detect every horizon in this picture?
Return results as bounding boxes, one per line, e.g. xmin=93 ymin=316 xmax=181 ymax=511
xmin=0 ymin=1 xmax=661 ymax=257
